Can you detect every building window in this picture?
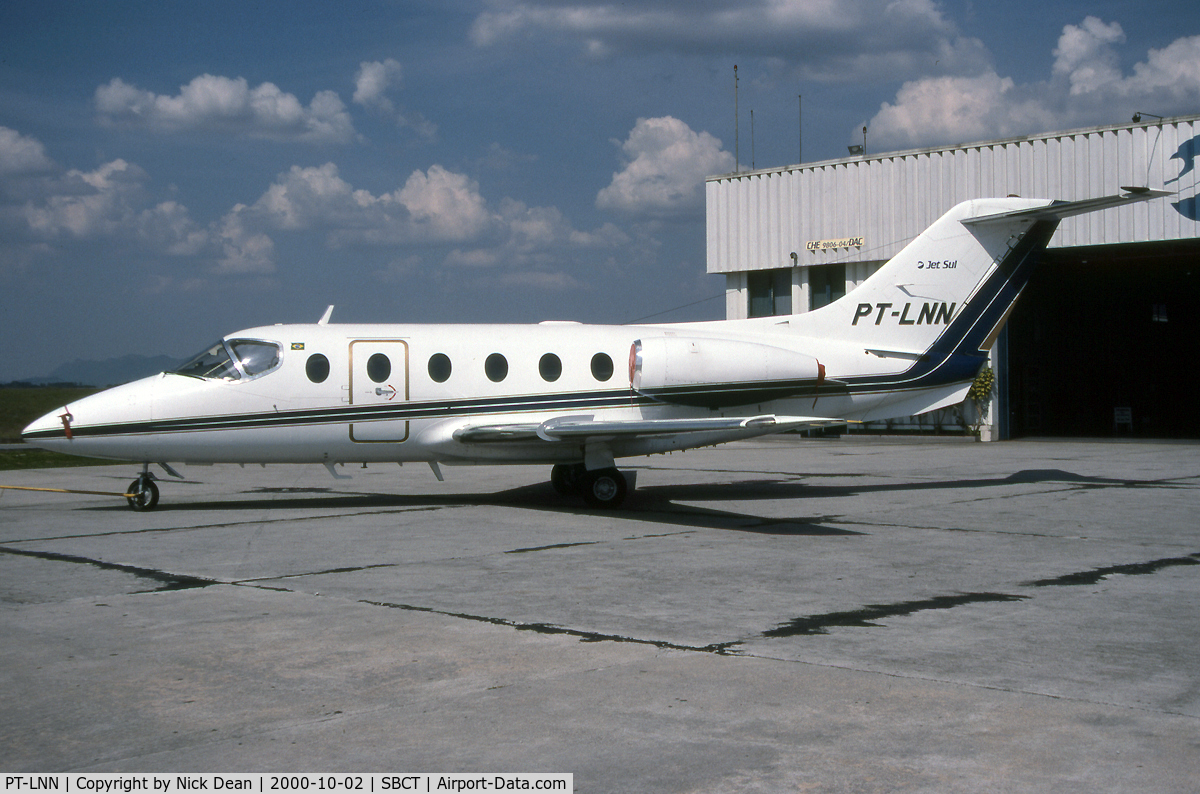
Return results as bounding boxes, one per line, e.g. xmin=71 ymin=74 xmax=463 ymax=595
xmin=809 ymin=264 xmax=846 ymax=311
xmin=748 ymin=268 xmax=793 ymax=317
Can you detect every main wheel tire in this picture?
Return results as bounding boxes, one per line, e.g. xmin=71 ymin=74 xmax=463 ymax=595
xmin=127 ymin=477 xmax=159 ymax=511
xmin=550 ymin=463 xmax=586 ymax=495
xmin=581 ymin=467 xmax=627 ymax=509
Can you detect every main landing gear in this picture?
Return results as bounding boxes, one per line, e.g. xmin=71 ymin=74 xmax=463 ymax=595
xmin=551 ymin=463 xmax=628 ymax=509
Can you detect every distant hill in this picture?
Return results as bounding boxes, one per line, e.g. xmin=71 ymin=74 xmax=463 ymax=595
xmin=13 ymin=354 xmax=181 ymax=388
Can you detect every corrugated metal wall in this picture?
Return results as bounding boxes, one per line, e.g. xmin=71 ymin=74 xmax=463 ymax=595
xmin=706 ymin=116 xmax=1200 ymax=276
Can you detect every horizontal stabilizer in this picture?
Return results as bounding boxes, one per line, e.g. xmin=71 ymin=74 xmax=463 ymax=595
xmin=864 ymin=348 xmax=928 ymax=361
xmin=961 ymin=189 xmax=1172 ymax=226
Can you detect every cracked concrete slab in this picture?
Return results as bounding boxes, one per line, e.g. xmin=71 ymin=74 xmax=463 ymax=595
xmin=2 ymin=437 xmax=1199 ymax=791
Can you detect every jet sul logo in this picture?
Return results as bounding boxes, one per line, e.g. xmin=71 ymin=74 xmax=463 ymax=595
xmin=1166 ymin=134 xmax=1198 ymax=222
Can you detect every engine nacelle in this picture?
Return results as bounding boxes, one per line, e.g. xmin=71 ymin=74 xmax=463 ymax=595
xmin=629 ymin=336 xmax=825 ymax=408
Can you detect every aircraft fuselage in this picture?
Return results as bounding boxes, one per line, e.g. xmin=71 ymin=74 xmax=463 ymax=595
xmin=26 ymin=319 xmax=910 ymax=467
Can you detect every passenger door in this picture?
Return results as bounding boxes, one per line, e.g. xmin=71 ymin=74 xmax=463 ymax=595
xmin=348 ymin=339 xmax=409 ymax=443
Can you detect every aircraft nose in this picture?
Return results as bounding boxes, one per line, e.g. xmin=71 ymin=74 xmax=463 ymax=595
xmin=20 ymin=375 xmax=160 ymax=457
xmin=22 ymin=405 xmax=77 ymax=449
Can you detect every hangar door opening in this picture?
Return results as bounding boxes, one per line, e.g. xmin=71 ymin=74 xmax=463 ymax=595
xmin=1004 ymin=240 xmax=1200 ymax=438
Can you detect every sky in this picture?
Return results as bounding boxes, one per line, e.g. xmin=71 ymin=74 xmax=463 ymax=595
xmin=2 ymin=0 xmax=1199 ymax=381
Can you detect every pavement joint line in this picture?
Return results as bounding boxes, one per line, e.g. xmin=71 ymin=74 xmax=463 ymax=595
xmin=0 ymin=504 xmax=462 ymax=544
xmin=356 ymin=597 xmax=744 ymax=656
xmin=8 ymin=536 xmax=1200 ymax=718
xmin=328 ymin=549 xmax=1200 ymax=661
xmin=0 ymin=545 xmax=218 ymax=592
xmin=235 ymin=563 xmax=401 ymax=582
xmin=1021 ymin=553 xmax=1200 ymax=587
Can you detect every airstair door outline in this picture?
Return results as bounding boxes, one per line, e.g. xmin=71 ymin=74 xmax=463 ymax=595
xmin=348 ymin=339 xmax=409 ymax=443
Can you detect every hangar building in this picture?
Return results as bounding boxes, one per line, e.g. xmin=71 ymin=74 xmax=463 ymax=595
xmin=706 ymin=115 xmax=1200 ymax=438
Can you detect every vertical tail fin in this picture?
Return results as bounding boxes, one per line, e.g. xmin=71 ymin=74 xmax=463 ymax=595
xmin=818 ymin=191 xmax=1169 ymax=360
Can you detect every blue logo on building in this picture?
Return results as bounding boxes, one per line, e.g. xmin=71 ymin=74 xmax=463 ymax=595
xmin=1167 ymin=135 xmax=1199 ymax=221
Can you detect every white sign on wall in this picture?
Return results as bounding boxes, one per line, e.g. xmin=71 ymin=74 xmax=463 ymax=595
xmin=806 ymin=236 xmax=864 ymax=252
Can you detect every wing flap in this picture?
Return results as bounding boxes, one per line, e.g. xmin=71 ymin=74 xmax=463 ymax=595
xmin=452 ymin=414 xmax=845 ymax=444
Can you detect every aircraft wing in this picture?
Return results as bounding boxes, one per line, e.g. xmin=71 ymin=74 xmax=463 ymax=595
xmin=452 ymin=414 xmax=845 ymax=444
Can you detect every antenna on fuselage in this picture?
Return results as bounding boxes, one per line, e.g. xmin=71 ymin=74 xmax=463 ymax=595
xmin=318 ymin=305 xmax=334 ymax=325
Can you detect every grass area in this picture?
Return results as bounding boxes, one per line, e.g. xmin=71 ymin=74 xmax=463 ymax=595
xmin=0 ymin=447 xmax=120 ymax=471
xmin=0 ymin=386 xmax=117 ymax=470
xmin=1 ymin=386 xmax=100 ymax=442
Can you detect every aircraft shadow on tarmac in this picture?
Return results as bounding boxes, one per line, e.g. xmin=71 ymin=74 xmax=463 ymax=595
xmin=86 ymin=467 xmax=1184 ymax=536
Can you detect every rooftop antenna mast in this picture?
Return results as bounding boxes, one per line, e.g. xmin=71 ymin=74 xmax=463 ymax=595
xmin=798 ymin=94 xmax=802 ymax=164
xmin=734 ymin=65 xmax=739 ymax=173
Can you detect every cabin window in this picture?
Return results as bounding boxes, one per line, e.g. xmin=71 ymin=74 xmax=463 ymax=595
xmin=428 ymin=353 xmax=452 ymax=383
xmin=367 ymin=353 xmax=391 ymax=383
xmin=591 ymin=352 xmax=614 ymax=381
xmin=485 ymin=353 xmax=508 ymax=382
xmin=539 ymin=353 xmax=562 ymax=382
xmin=305 ymin=354 xmax=330 ymax=383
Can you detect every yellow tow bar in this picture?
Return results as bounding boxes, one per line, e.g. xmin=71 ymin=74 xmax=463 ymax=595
xmin=0 ymin=484 xmax=136 ymax=498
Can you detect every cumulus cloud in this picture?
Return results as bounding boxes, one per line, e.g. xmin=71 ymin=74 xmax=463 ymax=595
xmin=213 ymin=205 xmax=276 ymax=275
xmin=238 ymin=160 xmax=625 ymax=277
xmin=10 ymin=156 xmax=222 ymax=271
xmin=472 ymin=0 xmax=989 ymax=82
xmin=868 ymin=18 xmax=1200 ymax=149
xmin=247 ymin=162 xmax=492 ymax=244
xmin=137 ymin=200 xmax=208 ymax=256
xmin=95 ymin=74 xmax=355 ymax=143
xmin=352 ymin=59 xmax=437 ymax=140
xmin=22 ymin=159 xmax=150 ymax=239
xmin=10 ymin=151 xmax=275 ymax=275
xmin=1053 ymin=16 xmax=1126 ymax=95
xmin=868 ymin=73 xmax=1057 ymax=147
xmin=353 ymin=59 xmax=404 ymax=111
xmin=596 ymin=116 xmax=734 ymax=217
xmin=396 ymin=165 xmax=492 ymax=240
xmin=0 ymin=126 xmax=54 ymax=174
xmin=8 ymin=144 xmax=629 ymax=287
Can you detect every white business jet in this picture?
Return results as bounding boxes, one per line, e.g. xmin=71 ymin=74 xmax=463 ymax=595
xmin=23 ymin=189 xmax=1167 ymax=510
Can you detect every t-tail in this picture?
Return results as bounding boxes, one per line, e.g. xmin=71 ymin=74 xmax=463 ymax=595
xmin=804 ymin=189 xmax=1170 ymax=409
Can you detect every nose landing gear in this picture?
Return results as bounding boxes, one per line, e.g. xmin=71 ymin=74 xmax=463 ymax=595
xmin=127 ymin=469 xmax=159 ymax=511
xmin=126 ymin=462 xmax=180 ymax=511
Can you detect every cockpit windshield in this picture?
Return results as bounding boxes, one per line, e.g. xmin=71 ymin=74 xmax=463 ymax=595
xmin=172 ymin=339 xmax=282 ymax=381
xmin=230 ymin=340 xmax=281 ymax=377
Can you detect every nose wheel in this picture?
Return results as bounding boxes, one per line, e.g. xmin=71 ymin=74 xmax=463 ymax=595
xmin=127 ymin=470 xmax=159 ymax=511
